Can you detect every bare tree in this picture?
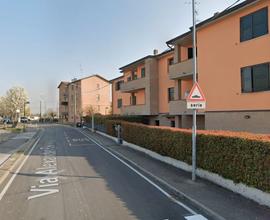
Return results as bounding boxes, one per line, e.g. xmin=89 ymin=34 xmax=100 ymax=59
xmin=47 ymin=108 xmax=57 ymax=119
xmin=4 ymin=87 xmax=28 ymax=120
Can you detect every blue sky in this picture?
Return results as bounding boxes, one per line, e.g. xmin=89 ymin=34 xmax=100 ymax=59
xmin=0 ymin=0 xmax=243 ymax=113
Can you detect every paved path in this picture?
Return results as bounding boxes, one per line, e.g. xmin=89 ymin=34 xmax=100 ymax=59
xmin=0 ymin=125 xmax=208 ymax=220
xmin=0 ymin=131 xmax=36 ymax=166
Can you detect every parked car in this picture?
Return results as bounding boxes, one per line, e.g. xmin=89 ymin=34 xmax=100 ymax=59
xmin=20 ymin=116 xmax=28 ymax=123
xmin=3 ymin=118 xmax=12 ymax=124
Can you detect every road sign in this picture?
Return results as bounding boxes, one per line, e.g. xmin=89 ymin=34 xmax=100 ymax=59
xmin=187 ymin=82 xmax=206 ymax=110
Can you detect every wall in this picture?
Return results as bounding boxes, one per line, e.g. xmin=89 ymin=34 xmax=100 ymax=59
xmin=197 ymin=0 xmax=270 ymax=112
xmin=158 ymin=52 xmax=175 ymax=113
xmin=112 ymin=77 xmax=130 ymax=114
xmin=81 ymin=76 xmax=111 ymax=115
xmin=68 ymin=81 xmax=81 ymax=123
xmin=206 ymin=111 xmax=270 ymax=133
xmin=58 ymin=83 xmax=69 ymax=121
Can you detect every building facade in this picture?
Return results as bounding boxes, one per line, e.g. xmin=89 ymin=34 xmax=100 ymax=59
xmin=112 ymin=0 xmax=270 ymax=133
xmin=58 ymin=75 xmax=111 ymax=123
xmin=111 ymin=50 xmax=176 ymax=126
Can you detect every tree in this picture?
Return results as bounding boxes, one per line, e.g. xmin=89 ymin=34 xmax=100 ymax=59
xmin=47 ymin=109 xmax=57 ymax=119
xmin=84 ymin=105 xmax=97 ymax=116
xmin=0 ymin=96 xmax=8 ymax=117
xmin=4 ymin=87 xmax=28 ymax=120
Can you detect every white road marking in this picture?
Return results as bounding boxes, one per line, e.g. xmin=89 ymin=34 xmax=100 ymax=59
xmin=185 ymin=214 xmax=208 ymax=220
xmin=12 ymin=132 xmax=36 ymax=140
xmin=0 ymin=137 xmax=41 ymax=201
xmin=79 ymin=130 xmax=198 ymax=216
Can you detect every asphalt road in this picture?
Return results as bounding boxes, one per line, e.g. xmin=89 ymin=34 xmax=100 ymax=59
xmin=0 ymin=125 xmax=207 ymax=220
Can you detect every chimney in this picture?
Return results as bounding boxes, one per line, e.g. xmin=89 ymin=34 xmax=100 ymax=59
xmin=153 ymin=49 xmax=158 ymax=55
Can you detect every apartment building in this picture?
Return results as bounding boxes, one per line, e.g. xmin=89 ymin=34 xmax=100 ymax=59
xmin=111 ymin=49 xmax=176 ymax=126
xmin=112 ymin=0 xmax=270 ymax=133
xmin=166 ymin=0 xmax=270 ymax=133
xmin=58 ymin=75 xmax=111 ymax=123
xmin=58 ymin=81 xmax=69 ymax=121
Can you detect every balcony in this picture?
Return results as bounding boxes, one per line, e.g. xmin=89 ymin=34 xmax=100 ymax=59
xmin=120 ymin=77 xmax=146 ymax=93
xmin=169 ymin=58 xmax=193 ymax=80
xmin=121 ymin=104 xmax=149 ymax=115
xmin=169 ymin=99 xmax=192 ymax=115
xmin=61 ymin=101 xmax=68 ymax=106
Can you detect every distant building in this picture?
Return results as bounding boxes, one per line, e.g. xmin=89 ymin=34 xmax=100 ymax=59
xmin=58 ymin=75 xmax=111 ymax=123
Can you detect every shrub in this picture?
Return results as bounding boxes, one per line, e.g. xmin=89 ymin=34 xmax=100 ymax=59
xmin=105 ymin=120 xmax=270 ymax=192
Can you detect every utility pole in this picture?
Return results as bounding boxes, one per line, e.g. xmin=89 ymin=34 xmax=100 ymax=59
xmin=74 ymin=84 xmax=77 ymax=126
xmin=40 ymin=101 xmax=42 ymax=119
xmin=91 ymin=112 xmax=94 ymax=132
xmin=192 ymin=0 xmax=198 ymax=181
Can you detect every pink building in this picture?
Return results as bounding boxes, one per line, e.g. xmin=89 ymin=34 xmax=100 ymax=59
xmin=58 ymin=75 xmax=111 ymax=123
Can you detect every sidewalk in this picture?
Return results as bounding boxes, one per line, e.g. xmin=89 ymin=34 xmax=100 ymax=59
xmin=0 ymin=129 xmax=36 ymax=166
xmin=84 ymin=129 xmax=270 ymax=220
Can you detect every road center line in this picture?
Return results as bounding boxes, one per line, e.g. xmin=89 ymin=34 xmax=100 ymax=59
xmin=0 ymin=137 xmax=41 ymax=201
xmin=78 ymin=129 xmax=198 ymax=216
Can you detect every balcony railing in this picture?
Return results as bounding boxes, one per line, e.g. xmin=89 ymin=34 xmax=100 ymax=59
xmin=169 ymin=58 xmax=193 ymax=80
xmin=120 ymin=77 xmax=146 ymax=93
xmin=169 ymin=99 xmax=193 ymax=115
xmin=121 ymin=104 xmax=149 ymax=115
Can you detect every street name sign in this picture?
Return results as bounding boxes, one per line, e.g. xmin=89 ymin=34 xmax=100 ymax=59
xmin=187 ymin=82 xmax=206 ymax=109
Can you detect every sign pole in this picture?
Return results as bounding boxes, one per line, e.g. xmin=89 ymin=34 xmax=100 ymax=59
xmin=192 ymin=0 xmax=197 ymax=181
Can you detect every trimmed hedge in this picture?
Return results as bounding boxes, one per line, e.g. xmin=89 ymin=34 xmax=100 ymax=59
xmin=105 ymin=120 xmax=270 ymax=192
xmin=84 ymin=115 xmax=146 ymax=125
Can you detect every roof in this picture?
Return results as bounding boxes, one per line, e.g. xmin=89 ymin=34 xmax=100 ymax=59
xmin=166 ymin=0 xmax=259 ymax=45
xmin=119 ymin=55 xmax=154 ymax=72
xmin=196 ymin=0 xmax=259 ymax=29
xmin=119 ymin=48 xmax=174 ymax=72
xmin=68 ymin=74 xmax=110 ymax=84
xmin=57 ymin=81 xmax=69 ymax=89
xmin=109 ymin=75 xmax=124 ymax=83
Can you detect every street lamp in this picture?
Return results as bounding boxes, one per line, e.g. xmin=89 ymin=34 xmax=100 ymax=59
xmin=24 ymin=101 xmax=30 ymax=117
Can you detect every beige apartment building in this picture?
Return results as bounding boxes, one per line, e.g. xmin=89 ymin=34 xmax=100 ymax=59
xmin=58 ymin=75 xmax=111 ymax=123
xmin=112 ymin=0 xmax=270 ymax=133
xmin=111 ymin=49 xmax=177 ymax=127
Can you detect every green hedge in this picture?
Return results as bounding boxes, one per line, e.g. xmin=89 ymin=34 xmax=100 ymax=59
xmin=105 ymin=120 xmax=270 ymax=192
xmin=84 ymin=115 xmax=146 ymax=125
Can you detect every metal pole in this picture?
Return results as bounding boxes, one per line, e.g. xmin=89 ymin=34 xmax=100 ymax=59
xmin=74 ymin=85 xmax=76 ymax=125
xmin=40 ymin=101 xmax=42 ymax=119
xmin=24 ymin=102 xmax=26 ymax=117
xmin=192 ymin=0 xmax=197 ymax=181
xmin=91 ymin=112 xmax=95 ymax=132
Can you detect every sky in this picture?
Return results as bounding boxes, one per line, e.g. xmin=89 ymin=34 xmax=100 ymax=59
xmin=0 ymin=0 xmax=244 ymax=114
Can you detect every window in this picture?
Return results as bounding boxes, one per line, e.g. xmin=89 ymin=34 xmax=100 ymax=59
xmin=141 ymin=68 xmax=146 ymax=78
xmin=132 ymin=71 xmax=137 ymax=80
xmin=96 ymin=94 xmax=100 ymax=102
xmin=97 ymin=84 xmax=100 ymax=89
xmin=168 ymin=87 xmax=174 ymax=101
xmin=115 ymin=80 xmax=124 ymax=91
xmin=117 ymin=99 xmax=122 ymax=108
xmin=170 ymin=120 xmax=175 ymax=128
xmin=240 ymin=7 xmax=268 ymax=42
xmin=127 ymin=77 xmax=132 ymax=81
xmin=168 ymin=58 xmax=174 ymax=66
xmin=155 ymin=120 xmax=160 ymax=126
xmin=188 ymin=48 xmax=193 ymax=59
xmin=130 ymin=94 xmax=136 ymax=105
xmin=241 ymin=63 xmax=270 ymax=93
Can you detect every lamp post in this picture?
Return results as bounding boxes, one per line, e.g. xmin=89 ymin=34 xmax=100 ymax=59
xmin=24 ymin=101 xmax=30 ymax=117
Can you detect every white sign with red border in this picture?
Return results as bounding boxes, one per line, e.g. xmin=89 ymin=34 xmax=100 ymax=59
xmin=187 ymin=82 xmax=206 ymax=109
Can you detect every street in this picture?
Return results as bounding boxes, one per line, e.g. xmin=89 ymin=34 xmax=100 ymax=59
xmin=0 ymin=125 xmax=207 ymax=220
